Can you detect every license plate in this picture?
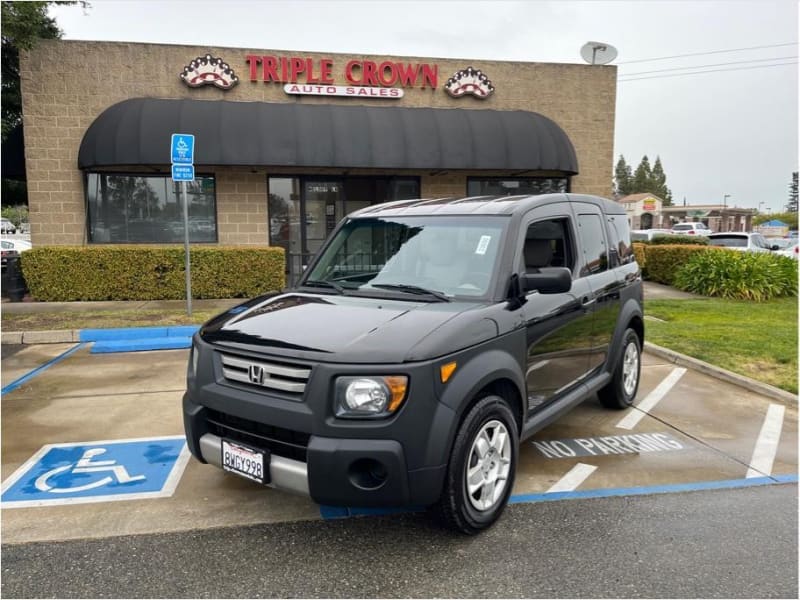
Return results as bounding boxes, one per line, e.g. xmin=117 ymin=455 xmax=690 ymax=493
xmin=221 ymin=439 xmax=269 ymax=484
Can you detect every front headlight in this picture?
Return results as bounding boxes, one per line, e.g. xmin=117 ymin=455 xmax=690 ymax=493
xmin=335 ymin=376 xmax=408 ymax=418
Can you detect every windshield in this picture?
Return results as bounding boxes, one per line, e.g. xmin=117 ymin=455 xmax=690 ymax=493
xmin=709 ymin=235 xmax=747 ymax=248
xmin=672 ymin=224 xmax=695 ymax=231
xmin=304 ymin=216 xmax=507 ymax=298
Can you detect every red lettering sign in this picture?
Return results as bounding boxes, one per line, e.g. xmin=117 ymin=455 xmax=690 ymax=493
xmin=248 ymin=55 xmax=438 ymax=88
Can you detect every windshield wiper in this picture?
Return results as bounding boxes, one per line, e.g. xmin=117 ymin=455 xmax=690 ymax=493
xmin=303 ymin=279 xmax=345 ymax=294
xmin=371 ymin=283 xmax=451 ymax=302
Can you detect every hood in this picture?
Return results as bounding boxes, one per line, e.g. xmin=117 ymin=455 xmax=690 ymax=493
xmin=200 ymin=292 xmax=495 ymax=363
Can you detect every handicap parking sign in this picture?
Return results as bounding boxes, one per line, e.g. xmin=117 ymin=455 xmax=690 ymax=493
xmin=1 ymin=436 xmax=190 ymax=508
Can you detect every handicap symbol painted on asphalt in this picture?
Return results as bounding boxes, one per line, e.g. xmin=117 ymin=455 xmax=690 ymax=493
xmin=1 ymin=436 xmax=190 ymax=508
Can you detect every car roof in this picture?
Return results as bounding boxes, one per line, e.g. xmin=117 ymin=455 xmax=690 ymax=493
xmin=709 ymin=232 xmax=749 ymax=236
xmin=347 ymin=193 xmax=625 ymax=218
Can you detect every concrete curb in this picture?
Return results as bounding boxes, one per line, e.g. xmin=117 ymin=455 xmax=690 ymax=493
xmin=644 ymin=341 xmax=797 ymax=405
xmin=2 ymin=330 xmax=80 ymax=345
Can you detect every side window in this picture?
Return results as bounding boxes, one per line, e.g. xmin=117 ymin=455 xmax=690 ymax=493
xmin=607 ymin=215 xmax=634 ymax=265
xmin=577 ymin=214 xmax=608 ymax=275
xmin=522 ymin=218 xmax=575 ymax=274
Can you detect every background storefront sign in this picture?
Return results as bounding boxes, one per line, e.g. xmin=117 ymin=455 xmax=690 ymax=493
xmin=642 ymin=200 xmax=656 ymax=211
xmin=445 ymin=66 xmax=495 ymax=99
xmin=247 ymin=55 xmax=437 ymax=88
xmin=283 ymin=84 xmax=403 ymax=98
xmin=180 ymin=54 xmax=239 ymax=89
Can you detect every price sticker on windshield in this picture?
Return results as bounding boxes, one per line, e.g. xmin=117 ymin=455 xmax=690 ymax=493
xmin=475 ymin=235 xmax=492 ymax=255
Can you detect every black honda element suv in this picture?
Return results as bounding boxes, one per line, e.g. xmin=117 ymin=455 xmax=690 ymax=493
xmin=184 ymin=194 xmax=644 ymax=534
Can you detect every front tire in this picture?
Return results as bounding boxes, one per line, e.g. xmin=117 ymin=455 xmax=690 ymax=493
xmin=436 ymin=395 xmax=518 ymax=534
xmin=598 ymin=328 xmax=641 ymax=409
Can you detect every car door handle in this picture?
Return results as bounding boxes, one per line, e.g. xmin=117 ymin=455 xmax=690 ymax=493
xmin=581 ymin=296 xmax=596 ymax=307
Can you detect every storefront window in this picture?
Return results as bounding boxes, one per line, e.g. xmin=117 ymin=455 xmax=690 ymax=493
xmin=86 ymin=173 xmax=217 ymax=243
xmin=467 ymin=177 xmax=569 ymax=196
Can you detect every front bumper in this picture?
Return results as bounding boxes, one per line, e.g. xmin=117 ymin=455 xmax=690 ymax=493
xmin=183 ymin=391 xmax=449 ymax=508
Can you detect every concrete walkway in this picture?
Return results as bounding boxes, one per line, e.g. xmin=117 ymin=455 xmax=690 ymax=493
xmin=643 ymin=281 xmax=703 ymax=300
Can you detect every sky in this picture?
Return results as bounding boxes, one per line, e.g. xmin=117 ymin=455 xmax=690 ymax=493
xmin=50 ymin=0 xmax=799 ymax=213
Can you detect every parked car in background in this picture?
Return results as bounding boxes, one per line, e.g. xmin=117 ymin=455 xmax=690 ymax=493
xmin=776 ymin=243 xmax=799 ymax=260
xmin=671 ymin=222 xmax=712 ymax=236
xmin=1 ymin=238 xmax=32 ymax=253
xmin=767 ymin=237 xmax=794 ymax=250
xmin=630 ymin=229 xmax=672 ymax=242
xmin=1 ymin=218 xmax=17 ymax=234
xmin=708 ymin=232 xmax=777 ymax=253
xmin=1 ymin=241 xmax=19 ymax=271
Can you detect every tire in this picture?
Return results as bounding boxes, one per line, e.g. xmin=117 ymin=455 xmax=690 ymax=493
xmin=598 ymin=328 xmax=641 ymax=409
xmin=435 ymin=395 xmax=519 ymax=534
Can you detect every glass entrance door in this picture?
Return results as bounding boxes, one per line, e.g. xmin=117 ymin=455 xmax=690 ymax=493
xmin=269 ymin=176 xmax=420 ymax=286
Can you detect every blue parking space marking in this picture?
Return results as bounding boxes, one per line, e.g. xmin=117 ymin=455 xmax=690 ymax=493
xmin=1 ymin=436 xmax=190 ymax=508
xmin=1 ymin=343 xmax=87 ymax=396
xmin=318 ymin=474 xmax=799 ymax=520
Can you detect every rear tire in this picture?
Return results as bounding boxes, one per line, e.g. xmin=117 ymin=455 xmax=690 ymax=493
xmin=435 ymin=395 xmax=518 ymax=534
xmin=598 ymin=328 xmax=641 ymax=409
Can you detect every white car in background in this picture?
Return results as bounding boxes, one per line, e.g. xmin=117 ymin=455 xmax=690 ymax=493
xmin=630 ymin=229 xmax=672 ymax=242
xmin=670 ymin=222 xmax=712 ymax=236
xmin=707 ymin=232 xmax=778 ymax=253
xmin=775 ymin=243 xmax=799 ymax=260
xmin=1 ymin=238 xmax=32 ymax=253
xmin=0 ymin=218 xmax=16 ymax=234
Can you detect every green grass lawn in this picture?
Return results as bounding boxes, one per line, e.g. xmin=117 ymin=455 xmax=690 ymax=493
xmin=644 ymin=297 xmax=798 ymax=394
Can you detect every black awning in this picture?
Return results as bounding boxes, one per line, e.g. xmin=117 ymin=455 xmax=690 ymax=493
xmin=78 ymin=98 xmax=578 ymax=173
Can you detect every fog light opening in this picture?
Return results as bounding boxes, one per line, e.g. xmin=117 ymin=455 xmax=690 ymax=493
xmin=348 ymin=458 xmax=388 ymax=490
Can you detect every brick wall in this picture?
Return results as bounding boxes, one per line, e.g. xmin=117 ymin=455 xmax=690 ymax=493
xmin=20 ymin=40 xmax=617 ymax=246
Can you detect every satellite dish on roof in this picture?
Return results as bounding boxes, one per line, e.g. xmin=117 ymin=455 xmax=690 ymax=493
xmin=580 ymin=41 xmax=618 ymax=65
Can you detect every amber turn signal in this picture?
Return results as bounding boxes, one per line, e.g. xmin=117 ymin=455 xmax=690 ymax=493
xmin=384 ymin=376 xmax=409 ymax=412
xmin=440 ymin=361 xmax=457 ymax=383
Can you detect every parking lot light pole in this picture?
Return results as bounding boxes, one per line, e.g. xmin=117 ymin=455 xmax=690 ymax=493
xmin=723 ymin=194 xmax=731 ymax=231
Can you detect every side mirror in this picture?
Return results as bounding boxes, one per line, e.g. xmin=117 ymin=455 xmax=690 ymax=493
xmin=521 ymin=268 xmax=572 ymax=294
xmin=771 ymin=245 xmax=780 ymax=251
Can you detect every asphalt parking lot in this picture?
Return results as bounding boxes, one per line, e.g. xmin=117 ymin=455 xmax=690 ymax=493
xmin=1 ymin=342 xmax=796 ymax=544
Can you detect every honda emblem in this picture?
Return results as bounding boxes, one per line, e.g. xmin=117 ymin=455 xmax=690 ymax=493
xmin=248 ymin=364 xmax=264 ymax=385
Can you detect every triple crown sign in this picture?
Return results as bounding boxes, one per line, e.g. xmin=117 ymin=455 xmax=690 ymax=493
xmin=171 ymin=134 xmax=195 ymax=181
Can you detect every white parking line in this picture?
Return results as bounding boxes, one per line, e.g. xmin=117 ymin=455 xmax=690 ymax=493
xmin=615 ymin=367 xmax=687 ymax=430
xmin=746 ymin=403 xmax=786 ymax=478
xmin=546 ymin=463 xmax=597 ymax=493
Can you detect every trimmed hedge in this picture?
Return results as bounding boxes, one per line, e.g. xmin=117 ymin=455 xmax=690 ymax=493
xmin=644 ymin=244 xmax=714 ymax=285
xmin=20 ymin=246 xmax=285 ymax=301
xmin=632 ymin=242 xmax=647 ymax=273
xmin=674 ymin=250 xmax=798 ymax=301
xmin=647 ymin=235 xmax=709 ymax=246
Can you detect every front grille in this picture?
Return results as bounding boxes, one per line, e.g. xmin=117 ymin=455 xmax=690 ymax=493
xmin=205 ymin=408 xmax=310 ymax=462
xmin=218 ymin=352 xmax=311 ymax=396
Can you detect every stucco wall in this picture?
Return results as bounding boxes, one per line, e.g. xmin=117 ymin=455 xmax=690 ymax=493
xmin=20 ymin=40 xmax=617 ymax=245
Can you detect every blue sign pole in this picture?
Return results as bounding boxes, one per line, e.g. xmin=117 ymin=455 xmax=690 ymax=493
xmin=171 ymin=135 xmax=196 ymax=317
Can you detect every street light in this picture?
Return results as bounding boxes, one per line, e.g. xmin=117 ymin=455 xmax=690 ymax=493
xmin=759 ymin=201 xmax=765 ymax=213
xmin=723 ymin=194 xmax=731 ymax=208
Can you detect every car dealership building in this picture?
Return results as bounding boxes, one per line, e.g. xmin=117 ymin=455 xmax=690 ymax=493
xmin=20 ymin=40 xmax=616 ymax=278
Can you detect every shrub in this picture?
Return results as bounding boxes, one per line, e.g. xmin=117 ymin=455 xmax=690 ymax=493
xmin=674 ymin=250 xmax=798 ymax=301
xmin=20 ymin=246 xmax=285 ymax=301
xmin=632 ymin=242 xmax=647 ymax=274
xmin=647 ymin=235 xmax=709 ymax=246
xmin=644 ymin=245 xmax=713 ymax=285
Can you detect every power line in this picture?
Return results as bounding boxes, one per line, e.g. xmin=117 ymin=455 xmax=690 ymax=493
xmin=617 ymin=42 xmax=798 ymax=64
xmin=620 ymin=55 xmax=798 ymax=77
xmin=618 ymin=61 xmax=797 ymax=82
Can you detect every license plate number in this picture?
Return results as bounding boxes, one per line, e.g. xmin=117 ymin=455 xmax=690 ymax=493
xmin=222 ymin=439 xmax=267 ymax=484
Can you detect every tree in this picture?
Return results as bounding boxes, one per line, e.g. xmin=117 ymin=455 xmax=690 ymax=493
xmin=632 ymin=155 xmax=652 ymax=193
xmin=613 ymin=155 xmax=633 ymax=197
xmin=787 ymin=171 xmax=798 ymax=213
xmin=649 ymin=156 xmax=673 ymax=206
xmin=1 ymin=2 xmax=64 ymax=141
